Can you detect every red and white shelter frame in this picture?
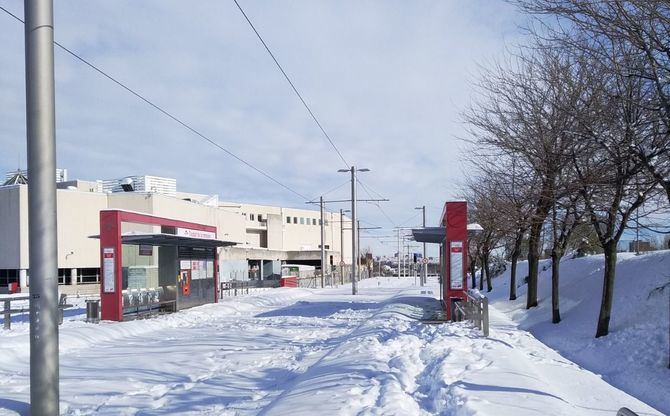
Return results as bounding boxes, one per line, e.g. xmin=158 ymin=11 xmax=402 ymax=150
xmin=412 ymin=201 xmax=469 ymax=320
xmin=98 ymin=209 xmax=235 ymax=321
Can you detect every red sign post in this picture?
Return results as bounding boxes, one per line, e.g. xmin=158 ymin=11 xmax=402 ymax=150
xmin=442 ymin=201 xmax=468 ymax=320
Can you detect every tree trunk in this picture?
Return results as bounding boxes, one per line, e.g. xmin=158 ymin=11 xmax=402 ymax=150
xmin=479 ymin=253 xmax=485 ymax=291
xmin=509 ymin=233 xmax=523 ymax=301
xmin=596 ymin=242 xmax=618 ymax=338
xmin=526 ymin=219 xmax=543 ymax=309
xmin=551 ymin=250 xmax=561 ymax=324
xmin=469 ymin=257 xmax=477 ymax=289
xmin=510 ymin=254 xmax=518 ymax=300
xmin=485 ymin=254 xmax=493 ymax=292
xmin=526 ymin=193 xmax=552 ymax=309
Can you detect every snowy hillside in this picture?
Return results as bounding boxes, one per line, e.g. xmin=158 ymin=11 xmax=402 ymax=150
xmin=488 ymin=250 xmax=670 ymax=414
xmin=0 ymin=276 xmax=663 ymax=415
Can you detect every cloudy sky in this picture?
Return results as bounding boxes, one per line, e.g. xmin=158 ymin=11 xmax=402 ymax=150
xmin=0 ymin=0 xmax=527 ymax=256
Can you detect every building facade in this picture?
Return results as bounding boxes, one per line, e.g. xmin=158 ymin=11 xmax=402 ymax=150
xmin=0 ymin=174 xmax=352 ymax=289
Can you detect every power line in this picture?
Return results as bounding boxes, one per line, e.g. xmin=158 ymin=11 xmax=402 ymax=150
xmin=232 ymin=0 xmax=349 ymax=168
xmin=357 ymin=179 xmax=397 ymax=227
xmin=307 ymin=179 xmax=350 ymax=203
xmin=0 ymin=5 xmax=311 ymax=201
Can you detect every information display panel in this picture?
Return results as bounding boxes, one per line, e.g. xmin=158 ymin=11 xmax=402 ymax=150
xmin=449 ymin=241 xmax=463 ymax=290
xmin=103 ymin=247 xmax=115 ymax=293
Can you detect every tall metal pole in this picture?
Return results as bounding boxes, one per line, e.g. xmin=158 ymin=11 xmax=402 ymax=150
xmin=340 ymin=208 xmax=345 ymax=285
xmin=25 ymin=1 xmax=59 ymax=414
xmin=357 ymin=220 xmax=361 ymax=279
xmin=401 ymin=238 xmax=405 ymax=278
xmin=397 ymin=229 xmax=401 ymax=279
xmin=421 ymin=205 xmax=426 ymax=286
xmin=351 ymin=167 xmax=358 ymax=295
xmin=320 ymin=196 xmax=326 ymax=288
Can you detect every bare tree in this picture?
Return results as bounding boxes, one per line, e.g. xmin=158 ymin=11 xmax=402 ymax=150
xmin=568 ymin=49 xmax=661 ymax=337
xmin=516 ymin=0 xmax=670 ymax=202
xmin=464 ymin=46 xmax=588 ymax=309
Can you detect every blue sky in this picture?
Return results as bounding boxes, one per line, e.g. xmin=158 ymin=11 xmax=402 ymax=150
xmin=0 ymin=0 xmax=526 ymax=255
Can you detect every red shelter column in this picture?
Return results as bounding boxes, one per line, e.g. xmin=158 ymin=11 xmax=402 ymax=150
xmin=100 ymin=210 xmax=123 ymax=321
xmin=442 ymin=201 xmax=468 ymax=320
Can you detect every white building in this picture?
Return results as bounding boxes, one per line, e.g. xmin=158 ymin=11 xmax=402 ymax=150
xmin=0 ymin=173 xmax=352 ymax=290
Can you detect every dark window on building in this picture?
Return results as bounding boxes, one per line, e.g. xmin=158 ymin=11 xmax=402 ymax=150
xmin=293 ymin=217 xmax=298 ymax=224
xmin=286 ymin=216 xmax=291 ymax=224
xmin=312 ymin=219 xmax=317 ymax=225
xmin=250 ymin=214 xmax=255 ymax=221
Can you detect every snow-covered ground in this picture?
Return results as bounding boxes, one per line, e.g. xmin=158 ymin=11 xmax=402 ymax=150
xmin=0 ymin=276 xmax=663 ymax=415
xmin=487 ymin=250 xmax=670 ymax=414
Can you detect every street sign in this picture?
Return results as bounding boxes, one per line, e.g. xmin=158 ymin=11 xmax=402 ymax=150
xmin=422 ymin=258 xmax=429 ymax=264
xmin=339 ymin=260 xmax=345 ymax=266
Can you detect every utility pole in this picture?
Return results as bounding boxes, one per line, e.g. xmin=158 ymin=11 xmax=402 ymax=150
xmin=396 ymin=229 xmax=401 ymax=279
xmin=340 ymin=208 xmax=345 ymax=285
xmin=338 ymin=167 xmax=370 ymax=295
xmin=320 ymin=196 xmax=326 ymax=288
xmin=415 ymin=205 xmax=426 ymax=286
xmin=351 ymin=168 xmax=358 ymax=294
xmin=25 ymin=1 xmax=59 ymax=414
xmin=308 ymin=190 xmax=383 ymax=293
xmin=357 ymin=220 xmax=362 ymax=279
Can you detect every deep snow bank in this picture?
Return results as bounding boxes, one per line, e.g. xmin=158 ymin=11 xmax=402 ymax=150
xmin=487 ymin=250 xmax=670 ymax=413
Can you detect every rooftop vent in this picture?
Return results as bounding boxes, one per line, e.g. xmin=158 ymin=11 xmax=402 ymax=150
xmin=120 ymin=177 xmax=134 ymax=192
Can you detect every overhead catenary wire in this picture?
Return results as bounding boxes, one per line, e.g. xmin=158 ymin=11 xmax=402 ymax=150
xmin=307 ymin=179 xmax=350 ymax=203
xmin=232 ymin=0 xmax=349 ymax=168
xmin=0 ymin=5 xmax=312 ymax=201
xmin=357 ymin=179 xmax=397 ymax=227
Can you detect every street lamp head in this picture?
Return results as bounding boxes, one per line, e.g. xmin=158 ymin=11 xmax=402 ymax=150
xmin=357 ymin=168 xmax=370 ymax=172
xmin=337 ymin=169 xmax=350 ymax=173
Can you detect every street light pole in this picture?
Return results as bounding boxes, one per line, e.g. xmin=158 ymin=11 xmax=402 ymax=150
xmin=25 ymin=1 xmax=60 ymax=414
xmin=351 ymin=168 xmax=357 ymax=294
xmin=320 ymin=196 xmax=325 ymax=288
xmin=338 ymin=167 xmax=369 ymax=295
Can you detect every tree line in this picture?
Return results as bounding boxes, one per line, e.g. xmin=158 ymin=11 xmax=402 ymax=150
xmin=462 ymin=0 xmax=669 ymax=338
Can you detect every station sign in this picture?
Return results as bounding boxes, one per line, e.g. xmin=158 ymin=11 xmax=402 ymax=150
xmin=176 ymin=227 xmax=216 ymax=240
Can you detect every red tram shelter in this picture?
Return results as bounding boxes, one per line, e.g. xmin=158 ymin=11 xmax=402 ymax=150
xmin=412 ymin=201 xmax=469 ymax=320
xmin=98 ymin=210 xmax=235 ymax=321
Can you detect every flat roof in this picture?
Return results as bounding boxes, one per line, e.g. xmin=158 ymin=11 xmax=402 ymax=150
xmin=91 ymin=233 xmax=236 ymax=248
xmin=411 ymin=224 xmax=484 ymax=244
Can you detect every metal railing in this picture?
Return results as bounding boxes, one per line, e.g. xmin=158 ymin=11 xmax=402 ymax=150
xmin=452 ymin=290 xmax=489 ymax=337
xmin=220 ymin=279 xmax=280 ymax=297
xmin=122 ymin=287 xmax=176 ymax=317
xmin=2 ymin=294 xmax=72 ymax=330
